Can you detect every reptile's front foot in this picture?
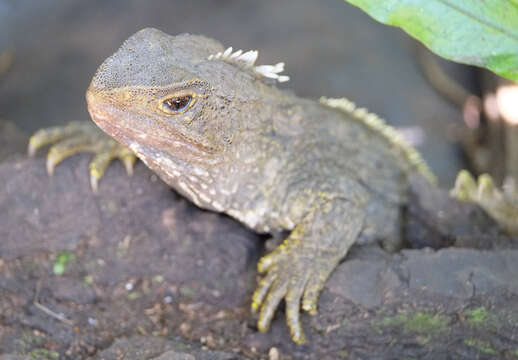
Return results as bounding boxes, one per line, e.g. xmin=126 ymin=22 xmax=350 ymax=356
xmin=452 ymin=170 xmax=518 ymax=236
xmin=29 ymin=121 xmax=136 ymax=191
xmin=252 ymin=232 xmax=339 ymax=344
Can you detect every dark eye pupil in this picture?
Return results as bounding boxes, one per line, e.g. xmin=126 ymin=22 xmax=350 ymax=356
xmin=164 ymin=95 xmax=192 ymax=112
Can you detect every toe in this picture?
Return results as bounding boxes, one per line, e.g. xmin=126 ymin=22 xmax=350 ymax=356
xmin=257 ymin=249 xmax=284 ymax=273
xmin=451 ymin=170 xmax=477 ymax=201
xmin=28 ymin=122 xmax=83 ymax=156
xmin=46 ymin=135 xmax=97 ymax=175
xmin=29 ymin=121 xmax=136 ymax=190
xmin=252 ymin=269 xmax=277 ymax=312
xmin=257 ymin=280 xmax=288 ymax=333
xmin=89 ymin=148 xmax=119 ymax=192
xmin=302 ymin=275 xmax=325 ymax=315
xmin=478 ymin=173 xmax=497 ymax=202
xmin=285 ymin=278 xmax=308 ymax=344
xmin=117 ymin=147 xmax=137 ymax=176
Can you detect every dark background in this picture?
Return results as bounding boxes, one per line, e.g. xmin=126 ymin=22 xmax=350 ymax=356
xmin=0 ymin=0 xmax=465 ymax=185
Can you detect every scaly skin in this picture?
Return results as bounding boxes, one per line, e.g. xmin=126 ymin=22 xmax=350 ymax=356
xmin=28 ymin=28 xmax=518 ymax=344
xmin=84 ymin=29 xmax=411 ymax=344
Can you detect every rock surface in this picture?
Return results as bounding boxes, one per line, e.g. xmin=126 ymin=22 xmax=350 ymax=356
xmin=1 ymin=157 xmax=518 ymax=359
xmin=93 ymin=336 xmax=238 ymax=360
xmin=0 ymin=121 xmax=27 ymax=163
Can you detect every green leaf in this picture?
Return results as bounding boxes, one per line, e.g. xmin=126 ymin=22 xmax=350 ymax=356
xmin=345 ymin=0 xmax=518 ymax=82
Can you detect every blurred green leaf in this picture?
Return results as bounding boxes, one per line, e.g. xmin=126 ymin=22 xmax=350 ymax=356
xmin=345 ymin=0 xmax=518 ymax=82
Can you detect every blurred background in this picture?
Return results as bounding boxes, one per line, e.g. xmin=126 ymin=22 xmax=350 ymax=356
xmin=0 ymin=0 xmax=470 ymax=185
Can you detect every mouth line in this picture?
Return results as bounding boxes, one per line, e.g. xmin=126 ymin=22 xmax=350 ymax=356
xmin=87 ymin=103 xmax=216 ymax=160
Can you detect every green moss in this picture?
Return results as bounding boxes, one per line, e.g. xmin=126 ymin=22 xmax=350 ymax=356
xmin=53 ymin=250 xmax=76 ymax=275
xmin=464 ymin=338 xmax=497 ymax=355
xmin=14 ymin=332 xmax=58 ymax=358
xmin=462 ymin=306 xmax=504 ymax=332
xmin=406 ymin=313 xmax=448 ymax=334
xmin=15 ymin=330 xmax=45 ymax=355
xmin=513 ymin=349 xmax=518 ymax=357
xmin=465 ymin=307 xmax=488 ymax=324
xmin=29 ymin=348 xmax=59 ymax=359
xmin=381 ymin=312 xmax=449 ymax=335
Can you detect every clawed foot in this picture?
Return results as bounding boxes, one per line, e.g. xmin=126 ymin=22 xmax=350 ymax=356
xmin=28 ymin=121 xmax=136 ymax=192
xmin=251 ymin=233 xmax=339 ymax=344
xmin=451 ymin=170 xmax=518 ymax=236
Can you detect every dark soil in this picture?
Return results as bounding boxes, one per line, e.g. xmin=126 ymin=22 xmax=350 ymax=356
xmin=1 ymin=158 xmax=518 ymax=359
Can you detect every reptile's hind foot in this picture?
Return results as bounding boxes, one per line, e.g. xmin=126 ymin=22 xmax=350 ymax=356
xmin=451 ymin=170 xmax=518 ymax=236
xmin=251 ymin=228 xmax=341 ymax=344
xmin=29 ymin=121 xmax=136 ymax=192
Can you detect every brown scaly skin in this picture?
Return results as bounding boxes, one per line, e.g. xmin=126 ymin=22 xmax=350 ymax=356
xmin=28 ymin=28 xmax=518 ymax=344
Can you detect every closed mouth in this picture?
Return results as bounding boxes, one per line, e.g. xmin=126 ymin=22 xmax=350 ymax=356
xmin=86 ymin=89 xmax=218 ymax=164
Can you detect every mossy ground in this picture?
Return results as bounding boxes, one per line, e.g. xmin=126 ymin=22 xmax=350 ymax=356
xmin=464 ymin=338 xmax=497 ymax=355
xmin=378 ymin=311 xmax=449 ymax=336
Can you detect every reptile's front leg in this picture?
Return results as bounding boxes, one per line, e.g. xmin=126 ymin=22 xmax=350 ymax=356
xmin=29 ymin=121 xmax=136 ymax=191
xmin=252 ymin=195 xmax=365 ymax=344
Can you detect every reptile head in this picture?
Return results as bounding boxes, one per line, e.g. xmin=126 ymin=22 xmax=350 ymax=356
xmin=86 ymin=28 xmax=271 ymax=166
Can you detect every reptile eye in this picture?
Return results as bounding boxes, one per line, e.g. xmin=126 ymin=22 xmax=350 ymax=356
xmin=159 ymin=94 xmax=195 ymax=114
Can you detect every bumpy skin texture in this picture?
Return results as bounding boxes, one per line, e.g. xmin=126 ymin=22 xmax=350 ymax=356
xmin=82 ymin=28 xmax=417 ymax=344
xmin=34 ymin=28 xmax=507 ymax=344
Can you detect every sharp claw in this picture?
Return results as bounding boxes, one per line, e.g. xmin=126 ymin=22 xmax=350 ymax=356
xmin=257 ymin=281 xmax=287 ymax=333
xmin=90 ymin=172 xmax=99 ymax=193
xmin=451 ymin=169 xmax=477 ymax=201
xmin=29 ymin=122 xmax=137 ymax=191
xmin=121 ymin=155 xmax=136 ymax=176
xmin=451 ymin=172 xmax=518 ymax=236
xmin=301 ymin=300 xmax=317 ymax=315
xmin=286 ymin=285 xmax=307 ymax=344
xmin=117 ymin=146 xmax=136 ymax=176
xmin=252 ymin=271 xmax=277 ymax=312
xmin=478 ymin=173 xmax=496 ymax=201
xmin=28 ymin=136 xmax=38 ymax=157
xmin=28 ymin=130 xmax=57 ymax=157
xmin=302 ymin=277 xmax=324 ymax=315
xmin=292 ymin=329 xmax=307 ymax=345
xmin=46 ymin=150 xmax=58 ymax=176
xmin=88 ymin=152 xmax=113 ymax=192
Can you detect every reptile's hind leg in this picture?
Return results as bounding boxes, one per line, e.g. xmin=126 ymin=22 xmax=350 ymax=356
xmin=451 ymin=170 xmax=518 ymax=236
xmin=29 ymin=121 xmax=136 ymax=191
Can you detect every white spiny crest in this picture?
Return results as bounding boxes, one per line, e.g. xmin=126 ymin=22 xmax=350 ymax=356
xmin=208 ymin=47 xmax=289 ymax=83
xmin=320 ymin=97 xmax=437 ymax=185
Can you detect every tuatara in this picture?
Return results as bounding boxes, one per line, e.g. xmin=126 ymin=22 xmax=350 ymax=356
xmin=28 ymin=28 xmax=518 ymax=344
